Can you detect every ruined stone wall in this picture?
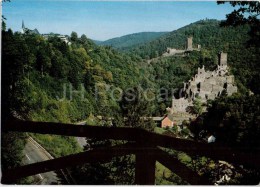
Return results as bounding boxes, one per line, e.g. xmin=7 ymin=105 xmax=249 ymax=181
xmin=171 ymin=98 xmax=192 ymax=113
xmin=162 ymin=37 xmax=201 ymax=58
xmin=162 ymin=48 xmax=185 ymax=57
xmin=219 ymin=52 xmax=227 ymax=66
xmin=170 ymin=52 xmax=237 ymax=114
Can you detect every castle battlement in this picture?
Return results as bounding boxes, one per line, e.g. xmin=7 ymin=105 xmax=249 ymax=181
xmin=170 ymin=52 xmax=237 ymax=113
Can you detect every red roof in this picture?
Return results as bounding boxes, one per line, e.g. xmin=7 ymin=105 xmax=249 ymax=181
xmin=161 ymin=116 xmax=174 ymax=128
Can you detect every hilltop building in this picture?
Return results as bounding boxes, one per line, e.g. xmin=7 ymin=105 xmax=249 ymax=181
xmin=21 ymin=20 xmax=40 ymax=35
xmin=20 ymin=21 xmax=71 ymax=45
xmin=162 ymin=37 xmax=201 ymax=57
xmin=167 ymin=52 xmax=237 ymax=115
xmin=42 ymin=34 xmax=71 ymax=45
xmin=183 ymin=52 xmax=237 ymax=102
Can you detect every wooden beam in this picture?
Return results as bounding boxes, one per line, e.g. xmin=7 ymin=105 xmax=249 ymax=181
xmin=3 ymin=117 xmax=144 ymax=141
xmin=143 ymin=131 xmax=260 ymax=169
xmin=155 ymin=148 xmax=211 ymax=185
xmin=4 ymin=117 xmax=260 ymax=169
xmin=135 ymin=147 xmax=156 ymax=184
xmin=2 ymin=143 xmax=137 ymax=184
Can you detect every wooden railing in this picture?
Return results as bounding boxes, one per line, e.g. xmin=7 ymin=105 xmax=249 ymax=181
xmin=2 ymin=117 xmax=260 ymax=184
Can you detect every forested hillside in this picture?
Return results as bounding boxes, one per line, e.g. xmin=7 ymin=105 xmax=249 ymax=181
xmin=128 ymin=19 xmax=260 ymax=95
xmin=128 ymin=19 xmax=248 ymax=58
xmin=2 ymin=10 xmax=260 ymax=184
xmin=99 ymin=32 xmax=168 ymax=50
xmin=1 ymin=27 xmax=154 ymax=182
xmin=2 ymin=30 xmax=150 ymax=122
xmin=3 ymin=19 xmax=258 ymax=137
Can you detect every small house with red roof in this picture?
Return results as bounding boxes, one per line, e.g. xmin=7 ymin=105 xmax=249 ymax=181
xmin=161 ymin=116 xmax=176 ymax=128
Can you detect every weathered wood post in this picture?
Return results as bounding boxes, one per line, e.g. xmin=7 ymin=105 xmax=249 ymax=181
xmin=135 ymin=146 xmax=156 ymax=185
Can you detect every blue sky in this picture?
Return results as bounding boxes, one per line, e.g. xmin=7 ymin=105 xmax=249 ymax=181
xmin=3 ymin=1 xmax=235 ymax=41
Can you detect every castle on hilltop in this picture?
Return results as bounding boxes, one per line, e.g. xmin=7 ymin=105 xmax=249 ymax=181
xmin=168 ymin=52 xmax=237 ymax=114
xmin=163 ymin=37 xmax=201 ymax=57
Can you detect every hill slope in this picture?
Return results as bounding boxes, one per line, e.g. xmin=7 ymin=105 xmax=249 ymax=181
xmin=129 ymin=19 xmax=250 ymax=58
xmin=128 ymin=19 xmax=260 ymax=94
xmin=99 ymin=32 xmax=168 ymax=50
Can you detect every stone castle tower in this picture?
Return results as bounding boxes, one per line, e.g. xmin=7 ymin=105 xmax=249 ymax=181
xmin=187 ymin=37 xmax=193 ymax=50
xmin=169 ymin=52 xmax=237 ymax=113
xmin=219 ymin=52 xmax=227 ymax=66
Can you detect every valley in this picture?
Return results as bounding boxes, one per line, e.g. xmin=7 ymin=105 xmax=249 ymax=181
xmin=2 ymin=1 xmax=260 ymax=185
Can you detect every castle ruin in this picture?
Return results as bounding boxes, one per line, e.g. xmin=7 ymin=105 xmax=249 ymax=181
xmin=163 ymin=37 xmax=200 ymax=57
xmin=187 ymin=37 xmax=193 ymax=50
xmin=168 ymin=52 xmax=237 ymax=114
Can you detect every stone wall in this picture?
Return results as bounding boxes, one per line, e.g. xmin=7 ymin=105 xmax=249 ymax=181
xmin=162 ymin=37 xmax=201 ymax=58
xmin=219 ymin=52 xmax=227 ymax=66
xmin=162 ymin=48 xmax=185 ymax=56
xmin=169 ymin=52 xmax=237 ymax=114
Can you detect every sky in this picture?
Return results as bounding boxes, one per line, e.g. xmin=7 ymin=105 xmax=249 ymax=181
xmin=2 ymin=1 xmax=235 ymax=41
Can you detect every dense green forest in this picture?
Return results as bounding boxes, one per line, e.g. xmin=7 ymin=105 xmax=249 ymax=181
xmin=98 ymin=31 xmax=168 ymax=50
xmin=1 ymin=29 xmax=151 ymax=122
xmin=1 ymin=21 xmax=160 ymax=183
xmin=2 ymin=1 xmax=260 ymax=184
xmin=127 ymin=19 xmax=260 ymax=95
